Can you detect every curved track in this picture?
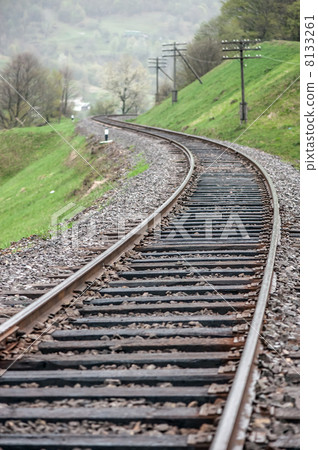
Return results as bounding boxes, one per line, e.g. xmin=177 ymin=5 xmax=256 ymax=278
xmin=0 ymin=117 xmax=280 ymax=449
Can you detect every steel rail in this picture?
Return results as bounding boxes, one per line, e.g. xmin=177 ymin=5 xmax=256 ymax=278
xmin=0 ymin=134 xmax=194 ymax=344
xmin=209 ymin=147 xmax=280 ymax=450
xmin=92 ymin=116 xmax=281 ymax=450
xmin=1 ymin=115 xmax=280 ymax=450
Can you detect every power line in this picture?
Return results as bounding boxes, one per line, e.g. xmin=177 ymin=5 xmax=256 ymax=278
xmin=185 ymin=53 xmax=219 ymax=64
xmin=148 ymin=57 xmax=169 ymax=103
xmin=186 ymin=52 xmax=299 ymax=66
xmin=222 ymin=39 xmax=262 ymax=124
xmin=260 ymin=55 xmax=300 ymax=66
xmin=162 ymin=42 xmax=202 ymax=103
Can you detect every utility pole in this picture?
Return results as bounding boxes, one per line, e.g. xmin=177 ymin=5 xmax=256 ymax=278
xmin=222 ymin=39 xmax=261 ymax=124
xmin=162 ymin=42 xmax=203 ymax=104
xmin=148 ymin=57 xmax=171 ymax=104
xmin=173 ymin=43 xmax=177 ymax=103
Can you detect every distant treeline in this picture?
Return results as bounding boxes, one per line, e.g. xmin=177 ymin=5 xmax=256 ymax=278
xmin=0 ymin=0 xmax=220 ymax=29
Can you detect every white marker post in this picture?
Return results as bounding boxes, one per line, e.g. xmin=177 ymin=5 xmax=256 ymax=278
xmin=100 ymin=128 xmax=113 ymax=144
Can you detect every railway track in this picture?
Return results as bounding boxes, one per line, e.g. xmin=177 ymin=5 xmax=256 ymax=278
xmin=0 ymin=117 xmax=280 ymax=449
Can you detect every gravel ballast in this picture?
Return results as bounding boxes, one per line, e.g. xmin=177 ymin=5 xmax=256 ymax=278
xmin=0 ymin=123 xmax=299 ymax=447
xmin=219 ymin=141 xmax=300 ymax=449
xmin=0 ymin=119 xmax=188 ymax=316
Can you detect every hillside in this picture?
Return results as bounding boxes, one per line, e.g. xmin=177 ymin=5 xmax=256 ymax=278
xmin=135 ymin=41 xmax=300 ymax=166
xmin=0 ymin=0 xmax=220 ymax=102
xmin=0 ymin=120 xmax=131 ymax=248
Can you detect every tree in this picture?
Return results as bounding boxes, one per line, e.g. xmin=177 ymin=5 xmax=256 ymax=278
xmin=158 ymin=80 xmax=172 ymax=103
xmin=218 ymin=0 xmax=299 ymax=41
xmin=0 ymin=52 xmax=46 ymax=128
xmin=58 ymin=1 xmax=85 ymax=24
xmin=59 ymin=65 xmax=75 ymax=116
xmin=102 ymin=56 xmax=149 ymax=114
xmin=286 ymin=0 xmax=300 ymax=40
xmin=39 ymin=69 xmax=63 ymax=122
xmin=176 ymin=19 xmax=222 ymax=89
xmin=178 ymin=38 xmax=222 ymax=88
xmin=0 ymin=53 xmax=70 ymax=128
xmin=90 ymin=98 xmax=116 ymax=115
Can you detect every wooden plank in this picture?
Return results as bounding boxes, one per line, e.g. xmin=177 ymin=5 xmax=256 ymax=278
xmin=130 ymin=260 xmax=262 ymax=268
xmin=46 ymin=274 xmax=72 ymax=279
xmin=131 ymin=256 xmax=260 ymax=264
xmin=275 ymin=408 xmax=300 ymax=421
xmin=168 ymin=223 xmax=265 ymax=228
xmin=31 ymin=283 xmax=58 ymax=289
xmin=147 ymin=239 xmax=262 ymax=245
xmin=0 ymin=386 xmax=215 ymax=402
xmin=118 ymin=269 xmax=256 ymax=278
xmin=2 ymin=351 xmax=234 ymax=370
xmin=0 ymin=406 xmax=213 ymax=423
xmin=108 ymin=276 xmax=254 ymax=287
xmin=99 ymin=285 xmax=257 ymax=296
xmin=0 ymin=368 xmax=233 ymax=386
xmin=184 ymin=206 xmax=265 ymax=211
xmin=135 ymin=243 xmax=262 ymax=252
xmin=89 ymin=294 xmax=248 ymax=305
xmin=269 ymin=435 xmax=300 ymax=448
xmin=74 ymin=314 xmax=243 ymax=327
xmin=39 ymin=337 xmax=243 ymax=353
xmin=159 ymin=231 xmax=261 ymax=237
xmin=132 ymin=250 xmax=262 ymax=258
xmin=79 ymin=301 xmax=252 ymax=315
xmin=52 ymin=327 xmax=234 ymax=341
xmin=184 ymin=202 xmax=262 ymax=206
xmin=0 ymin=434 xmax=193 ymax=448
xmin=0 ymin=290 xmax=47 ymax=299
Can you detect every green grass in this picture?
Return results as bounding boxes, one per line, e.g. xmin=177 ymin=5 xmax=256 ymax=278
xmin=0 ymin=120 xmax=128 ymax=248
xmin=126 ymin=154 xmax=149 ymax=178
xmin=135 ymin=40 xmax=300 ymax=166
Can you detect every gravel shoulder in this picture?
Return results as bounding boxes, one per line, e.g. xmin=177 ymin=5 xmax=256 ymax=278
xmin=0 ymin=119 xmax=188 ymax=317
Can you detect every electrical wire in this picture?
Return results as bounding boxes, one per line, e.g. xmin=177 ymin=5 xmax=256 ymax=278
xmin=260 ymin=55 xmax=300 ymax=66
xmin=186 ymin=53 xmax=300 ymax=66
xmin=185 ymin=53 xmax=220 ymax=64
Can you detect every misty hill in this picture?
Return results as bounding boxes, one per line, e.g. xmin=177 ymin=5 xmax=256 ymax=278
xmin=0 ymin=0 xmax=221 ymax=101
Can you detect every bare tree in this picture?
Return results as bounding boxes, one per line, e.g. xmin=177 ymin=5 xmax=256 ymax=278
xmin=0 ymin=53 xmax=45 ymax=128
xmin=39 ymin=69 xmax=63 ymax=122
xmin=177 ymin=38 xmax=222 ymax=89
xmin=90 ymin=98 xmax=116 ymax=115
xmin=158 ymin=80 xmax=172 ymax=103
xmin=59 ymin=65 xmax=75 ymax=116
xmin=103 ymin=56 xmax=149 ymax=114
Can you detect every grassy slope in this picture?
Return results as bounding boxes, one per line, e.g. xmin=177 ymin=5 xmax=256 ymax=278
xmin=0 ymin=121 xmax=129 ymax=248
xmin=136 ymin=41 xmax=300 ymax=166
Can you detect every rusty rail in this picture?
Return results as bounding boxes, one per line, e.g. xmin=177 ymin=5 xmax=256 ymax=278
xmin=0 ymin=132 xmax=194 ymax=342
xmin=0 ymin=117 xmax=280 ymax=450
xmin=92 ymin=116 xmax=281 ymax=450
